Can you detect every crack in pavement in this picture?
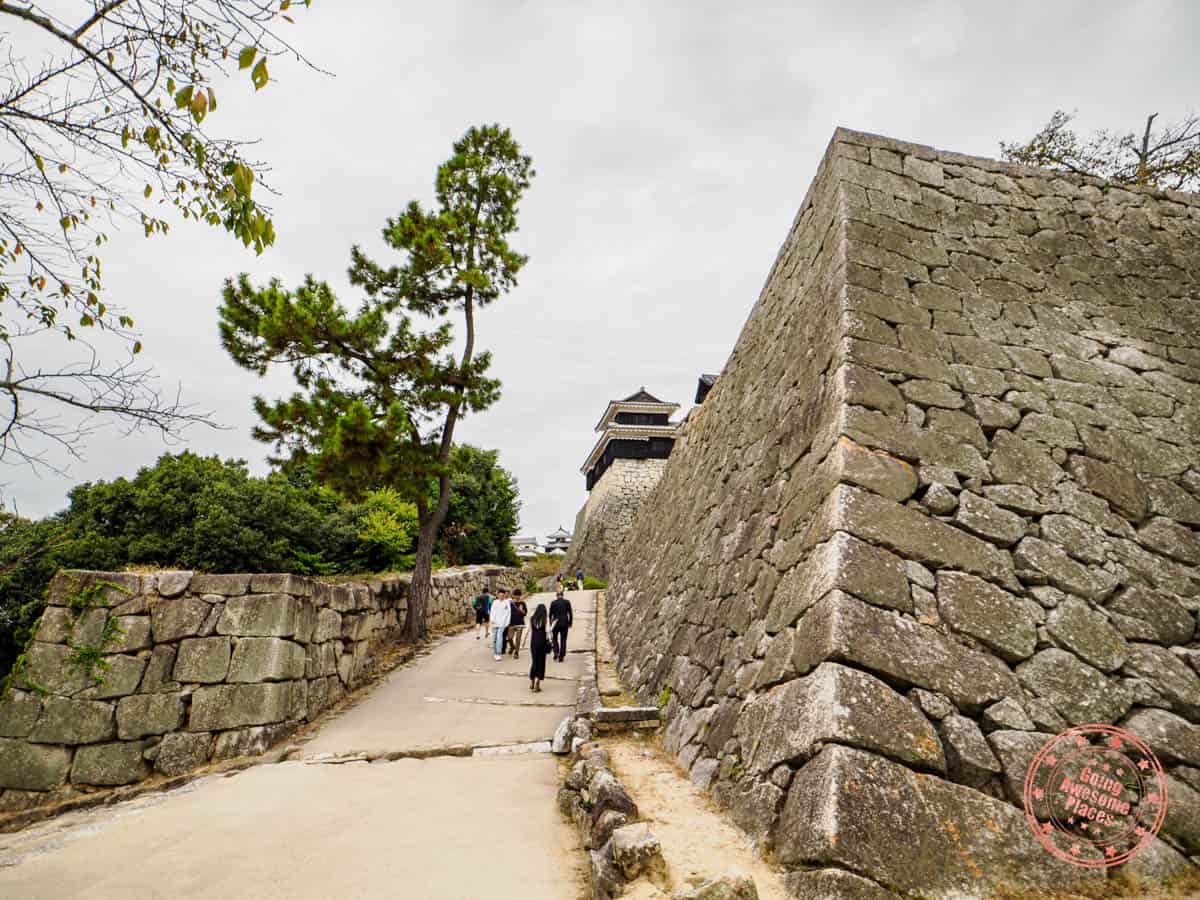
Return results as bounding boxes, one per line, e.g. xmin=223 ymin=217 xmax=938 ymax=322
xmin=299 ymin=738 xmax=555 ymax=765
xmin=421 ymin=695 xmax=573 ymax=708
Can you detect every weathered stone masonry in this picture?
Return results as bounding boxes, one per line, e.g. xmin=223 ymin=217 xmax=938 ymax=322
xmin=567 ymin=456 xmax=670 ymax=580
xmin=607 ymin=128 xmax=1200 ymax=897
xmin=0 ymin=565 xmax=522 ymax=813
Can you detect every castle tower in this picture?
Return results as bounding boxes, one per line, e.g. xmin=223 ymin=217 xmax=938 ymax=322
xmin=564 ymin=388 xmax=679 ymax=579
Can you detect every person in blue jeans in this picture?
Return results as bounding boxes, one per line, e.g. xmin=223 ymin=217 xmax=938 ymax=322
xmin=488 ymin=588 xmax=512 ymax=661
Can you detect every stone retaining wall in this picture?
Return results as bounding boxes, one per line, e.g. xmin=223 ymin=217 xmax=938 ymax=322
xmin=565 ymin=457 xmax=670 ymax=580
xmin=606 ymin=128 xmax=1200 ymax=896
xmin=0 ymin=565 xmax=522 ymax=812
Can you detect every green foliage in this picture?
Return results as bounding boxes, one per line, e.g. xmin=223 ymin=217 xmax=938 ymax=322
xmin=219 ymin=124 xmax=534 ymax=640
xmin=524 ymin=554 xmax=564 ymax=579
xmin=525 ymin=576 xmax=539 ymax=594
xmin=355 ymin=489 xmax=419 ymax=572
xmin=0 ymin=0 xmax=314 ymax=354
xmin=1001 ymin=110 xmax=1200 ymax=191
xmin=68 ymin=616 xmax=126 ymax=686
xmin=0 ymin=512 xmax=66 ymax=682
xmin=438 ymin=446 xmax=520 ymax=566
xmin=658 ymin=683 xmax=672 ymax=709
xmin=582 ymin=577 xmax=607 ymax=590
xmin=0 ymin=444 xmax=518 ymax=676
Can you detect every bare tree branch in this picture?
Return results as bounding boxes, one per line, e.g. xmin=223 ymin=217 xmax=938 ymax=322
xmin=1001 ymin=109 xmax=1200 ymax=192
xmin=0 ymin=0 xmax=318 ymax=471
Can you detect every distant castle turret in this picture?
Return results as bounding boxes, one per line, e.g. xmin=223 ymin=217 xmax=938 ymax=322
xmin=564 ymin=388 xmax=680 ymax=579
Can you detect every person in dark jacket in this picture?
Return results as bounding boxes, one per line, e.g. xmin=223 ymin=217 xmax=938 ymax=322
xmin=506 ymin=590 xmax=528 ymax=658
xmin=528 ymin=604 xmax=549 ymax=692
xmin=472 ymin=589 xmax=492 ymax=640
xmin=548 ymin=590 xmax=573 ymax=662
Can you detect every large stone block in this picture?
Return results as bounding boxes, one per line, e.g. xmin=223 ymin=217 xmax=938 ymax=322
xmin=306 ymin=642 xmax=338 ymax=679
xmin=212 ymin=723 xmax=293 ymax=760
xmin=0 ymin=689 xmax=42 ymax=738
xmin=0 ymin=738 xmax=72 ymax=790
xmin=1161 ymin=773 xmax=1200 ymax=852
xmin=785 ymin=868 xmax=899 ymax=900
xmin=1120 ymin=708 xmax=1200 ymax=767
xmin=35 ymin=607 xmax=72 ymax=644
xmin=735 ymin=662 xmax=943 ymax=775
xmin=1013 ymin=537 xmax=1118 ymax=600
xmin=833 ymin=437 xmax=917 ymax=501
xmin=249 ymin=573 xmax=313 ymax=595
xmin=312 ymin=609 xmax=342 ymax=643
xmin=155 ymin=732 xmax=214 ymax=776
xmin=28 ymin=696 xmax=115 ymax=745
xmin=1017 ymin=649 xmax=1132 ymax=725
xmin=150 ymin=595 xmax=212 ymax=642
xmin=78 ymin=654 xmax=148 ymax=700
xmin=774 ymin=744 xmax=1102 ymax=896
xmin=113 ymin=615 xmax=153 ymax=651
xmin=767 ymin=532 xmax=911 ymax=631
xmin=116 ymin=692 xmax=184 ymax=739
xmin=791 ymin=591 xmax=1018 ymax=712
xmin=217 ymin=594 xmax=299 ymax=637
xmin=17 ymin=641 xmax=92 ymax=696
xmin=139 ymin=644 xmax=179 ymax=693
xmin=71 ymin=741 xmax=148 ymax=786
xmin=952 ymin=491 xmax=1025 ymax=547
xmin=987 ymin=729 xmax=1054 ymax=803
xmin=228 ymin=638 xmax=306 ymax=683
xmin=988 ymin=431 xmax=1065 ymax=493
xmin=188 ymin=574 xmax=250 ymax=595
xmin=936 ymin=572 xmax=1036 ymax=662
xmin=1107 ymin=586 xmax=1194 ymax=646
xmin=1068 ymin=456 xmax=1150 ymax=522
xmin=1045 ymin=597 xmax=1127 ymax=672
xmin=47 ymin=571 xmax=140 ymax=607
xmin=819 ymin=485 xmax=1018 ymax=589
xmin=187 ymin=682 xmax=293 ymax=731
xmin=939 ymin=714 xmax=1000 ymax=789
xmin=173 ymin=636 xmax=232 ymax=683
xmin=154 ymin=570 xmax=193 ymax=598
xmin=1121 ymin=644 xmax=1200 ymax=720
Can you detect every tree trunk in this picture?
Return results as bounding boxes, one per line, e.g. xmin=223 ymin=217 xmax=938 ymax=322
xmin=404 ymin=201 xmax=483 ymax=641
xmin=404 ymin=514 xmax=438 ymax=642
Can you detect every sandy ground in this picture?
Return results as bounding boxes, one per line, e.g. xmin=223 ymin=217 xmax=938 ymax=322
xmin=606 ymin=735 xmax=790 ymax=900
xmin=0 ymin=591 xmax=596 ymax=900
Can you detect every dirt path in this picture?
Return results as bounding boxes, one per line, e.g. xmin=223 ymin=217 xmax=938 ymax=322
xmin=0 ymin=591 xmax=596 ymax=899
xmin=604 ymin=735 xmax=790 ymax=900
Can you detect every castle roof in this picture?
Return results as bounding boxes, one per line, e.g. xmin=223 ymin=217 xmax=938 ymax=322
xmin=594 ymin=388 xmax=680 ymax=433
xmin=621 ymin=388 xmax=664 ymax=403
xmin=580 ymin=423 xmax=678 ymax=475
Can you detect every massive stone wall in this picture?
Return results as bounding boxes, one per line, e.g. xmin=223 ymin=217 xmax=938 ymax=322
xmin=0 ymin=565 xmax=521 ymax=812
xmin=607 ymin=128 xmax=1200 ymax=897
xmin=565 ymin=456 xmax=670 ymax=579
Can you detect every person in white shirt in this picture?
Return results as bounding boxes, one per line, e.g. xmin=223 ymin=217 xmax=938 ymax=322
xmin=488 ymin=589 xmax=512 ymax=661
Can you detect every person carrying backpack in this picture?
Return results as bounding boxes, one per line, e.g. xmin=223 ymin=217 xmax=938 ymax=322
xmin=473 ymin=588 xmax=492 ymax=640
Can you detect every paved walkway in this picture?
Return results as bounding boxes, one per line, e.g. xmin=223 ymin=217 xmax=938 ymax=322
xmin=0 ymin=591 xmax=595 ymax=899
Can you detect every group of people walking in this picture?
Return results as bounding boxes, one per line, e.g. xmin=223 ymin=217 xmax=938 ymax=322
xmin=471 ymin=585 xmax=576 ymax=692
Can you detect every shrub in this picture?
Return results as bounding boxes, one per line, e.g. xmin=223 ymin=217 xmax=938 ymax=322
xmin=523 ymin=554 xmax=563 ymax=579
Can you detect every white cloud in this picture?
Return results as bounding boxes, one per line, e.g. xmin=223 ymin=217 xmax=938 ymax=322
xmin=6 ymin=0 xmax=1198 ymax=542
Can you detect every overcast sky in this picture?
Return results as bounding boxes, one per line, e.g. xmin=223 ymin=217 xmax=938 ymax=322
xmin=6 ymin=0 xmax=1200 ymax=541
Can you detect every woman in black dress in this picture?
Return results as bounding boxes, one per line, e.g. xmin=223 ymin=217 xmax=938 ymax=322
xmin=528 ymin=603 xmax=549 ymax=692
